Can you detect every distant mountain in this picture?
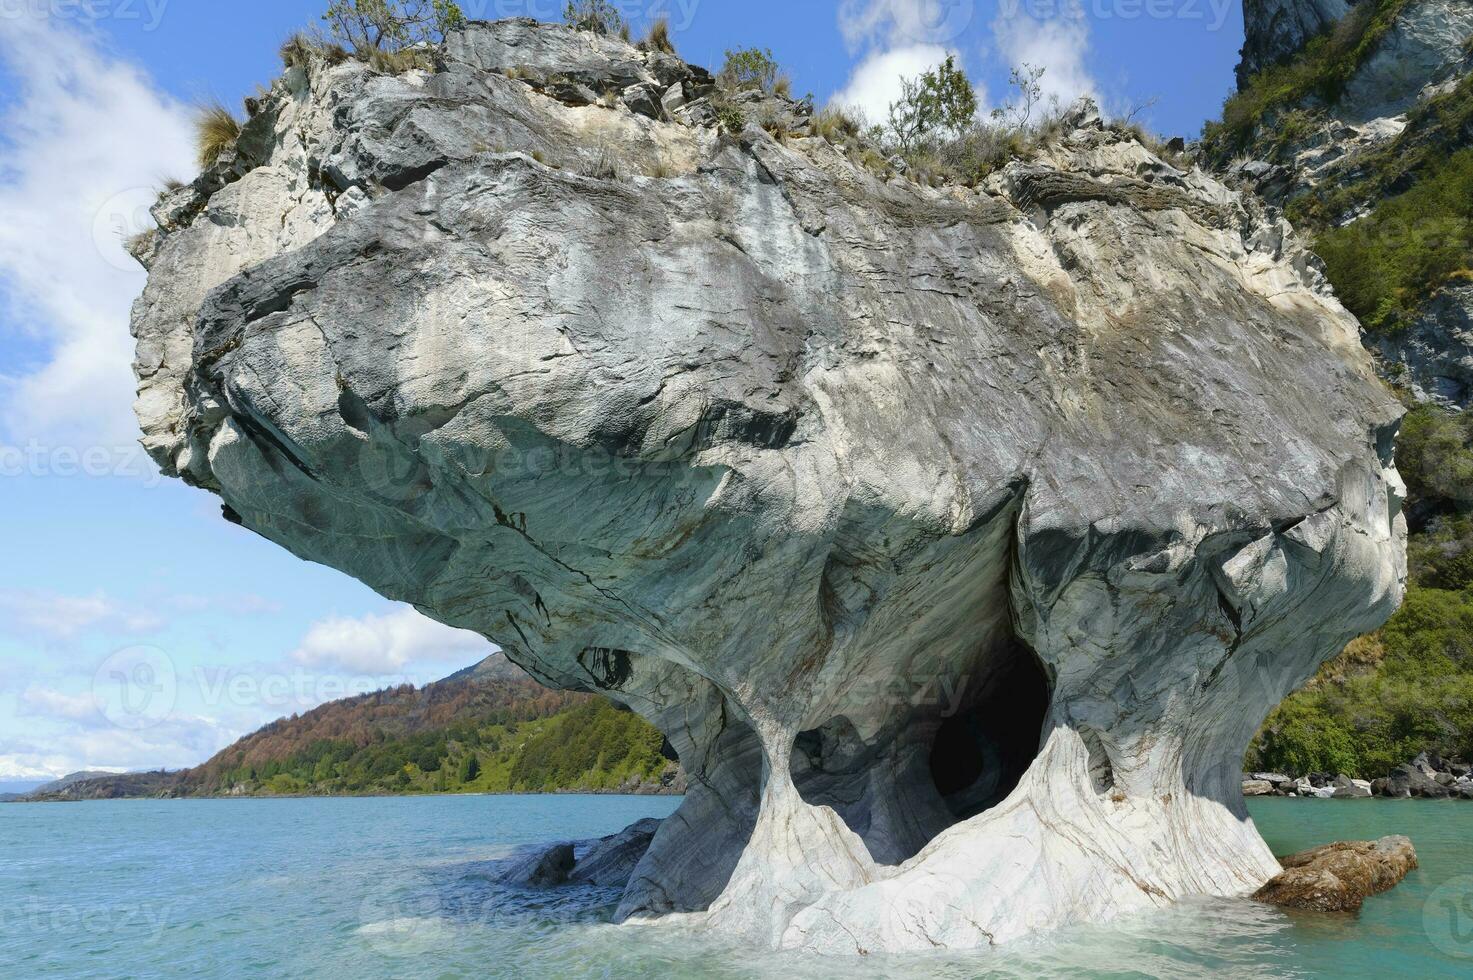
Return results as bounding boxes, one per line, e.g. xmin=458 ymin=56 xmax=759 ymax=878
xmin=0 ymin=779 xmax=47 ymax=795
xmin=23 ymin=771 xmax=179 ymax=802
xmin=32 ymin=771 xmax=117 ymax=793
xmin=10 ymin=770 xmax=136 ymax=802
xmin=14 ymin=654 xmax=682 ymax=802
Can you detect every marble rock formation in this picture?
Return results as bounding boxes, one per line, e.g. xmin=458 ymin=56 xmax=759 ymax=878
xmin=130 ymin=19 xmax=1407 ymax=953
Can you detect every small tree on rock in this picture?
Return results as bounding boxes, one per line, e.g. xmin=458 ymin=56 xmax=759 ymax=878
xmin=322 ymin=0 xmax=465 ymax=53
xmin=564 ymin=0 xmax=630 ymax=38
xmin=718 ymin=47 xmax=781 ymax=94
xmin=885 ymin=55 xmax=978 ymax=154
xmin=991 ymin=63 xmax=1045 ymax=131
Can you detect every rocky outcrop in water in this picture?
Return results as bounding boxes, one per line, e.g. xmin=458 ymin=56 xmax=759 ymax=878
xmin=129 ymin=19 xmax=1406 ymax=953
xmin=497 ymin=816 xmax=665 ymax=889
xmin=1253 ymin=836 xmax=1417 ymax=911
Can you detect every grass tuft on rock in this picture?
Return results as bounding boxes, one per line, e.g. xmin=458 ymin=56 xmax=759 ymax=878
xmin=194 ymin=103 xmax=241 ymax=169
xmin=563 ymin=0 xmax=628 ymax=38
xmin=641 ymin=16 xmax=675 ymax=54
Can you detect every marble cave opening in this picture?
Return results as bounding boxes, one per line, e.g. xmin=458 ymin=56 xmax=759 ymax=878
xmin=788 ymin=638 xmax=1052 ymax=866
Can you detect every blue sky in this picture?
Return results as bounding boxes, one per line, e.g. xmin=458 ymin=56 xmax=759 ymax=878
xmin=0 ymin=0 xmax=1246 ymax=782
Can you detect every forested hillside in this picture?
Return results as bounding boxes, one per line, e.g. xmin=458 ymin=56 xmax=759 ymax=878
xmin=182 ymin=655 xmax=680 ymax=797
xmin=18 ymin=655 xmax=681 ymax=801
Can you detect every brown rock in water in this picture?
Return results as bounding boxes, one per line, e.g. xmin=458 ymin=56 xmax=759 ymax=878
xmin=1253 ymin=836 xmax=1417 ymax=912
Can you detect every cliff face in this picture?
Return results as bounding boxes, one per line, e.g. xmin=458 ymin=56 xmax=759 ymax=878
xmin=1218 ymin=0 xmax=1473 ymax=408
xmin=1238 ymin=0 xmax=1360 ymax=87
xmin=130 ymin=20 xmax=1406 ymax=953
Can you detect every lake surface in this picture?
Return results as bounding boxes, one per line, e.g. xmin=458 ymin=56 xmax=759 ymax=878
xmin=3 ymin=794 xmax=1472 ymax=977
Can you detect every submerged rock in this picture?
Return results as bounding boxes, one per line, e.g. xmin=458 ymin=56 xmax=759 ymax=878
xmin=570 ymin=817 xmax=663 ymax=887
xmin=500 ymin=842 xmax=576 ymax=887
xmin=129 ymin=19 xmax=1406 ymax=953
xmin=497 ymin=817 xmax=663 ymax=890
xmin=1254 ymin=836 xmax=1418 ymax=911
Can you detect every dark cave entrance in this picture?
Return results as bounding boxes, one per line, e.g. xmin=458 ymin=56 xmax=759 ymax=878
xmin=789 ymin=640 xmax=1052 ymax=864
xmin=927 ymin=645 xmax=1052 ymax=821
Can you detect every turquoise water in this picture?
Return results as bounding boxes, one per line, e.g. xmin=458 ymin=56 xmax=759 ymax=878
xmin=3 ymin=795 xmax=1472 ymax=978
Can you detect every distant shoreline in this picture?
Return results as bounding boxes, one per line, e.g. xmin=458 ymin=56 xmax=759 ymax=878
xmin=10 ymin=788 xmax=686 ymax=804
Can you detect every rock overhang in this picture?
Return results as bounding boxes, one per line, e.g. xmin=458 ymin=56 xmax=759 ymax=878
xmin=130 ymin=18 xmax=1408 ymax=953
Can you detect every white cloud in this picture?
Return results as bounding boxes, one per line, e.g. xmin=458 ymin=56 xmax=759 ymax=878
xmin=162 ymin=593 xmax=283 ymax=616
xmin=0 ymin=713 xmax=240 ymax=779
xmin=0 ymin=19 xmax=194 ymax=451
xmin=831 ymin=43 xmax=955 ymax=127
xmin=837 ymin=0 xmax=977 ymax=50
xmin=290 ymin=607 xmax=490 ymax=674
xmin=0 ymin=758 xmax=87 ymax=781
xmin=0 ymin=589 xmax=164 ymax=640
xmin=21 ymin=685 xmax=98 ymax=721
xmin=830 ymin=2 xmax=982 ymax=131
xmin=990 ymin=9 xmax=1099 ymax=109
xmin=9 ymin=677 xmax=247 ymax=777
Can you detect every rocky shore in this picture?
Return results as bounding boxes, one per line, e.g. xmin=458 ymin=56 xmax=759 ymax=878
xmin=1243 ymin=752 xmax=1473 ymax=799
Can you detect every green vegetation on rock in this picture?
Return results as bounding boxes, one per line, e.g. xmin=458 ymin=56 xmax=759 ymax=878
xmin=1312 ymin=146 xmax=1473 ymax=334
xmin=1202 ymin=3 xmax=1473 ymax=337
xmin=563 ymin=0 xmax=630 ymax=39
xmin=1250 ymin=405 xmax=1473 ymax=776
xmin=1205 ymin=0 xmax=1414 ymax=156
xmin=322 ymin=0 xmax=465 ymax=53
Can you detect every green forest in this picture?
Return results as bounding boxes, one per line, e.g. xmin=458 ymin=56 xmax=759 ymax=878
xmin=200 ymin=697 xmax=670 ymax=797
xmin=178 ymin=666 xmax=675 ymax=798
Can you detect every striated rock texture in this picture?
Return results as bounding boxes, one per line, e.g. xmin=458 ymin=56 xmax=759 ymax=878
xmin=130 ymin=20 xmax=1407 ymax=953
xmin=1238 ymin=0 xmax=1359 ymax=87
xmin=1254 ymin=836 xmax=1417 ymax=912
